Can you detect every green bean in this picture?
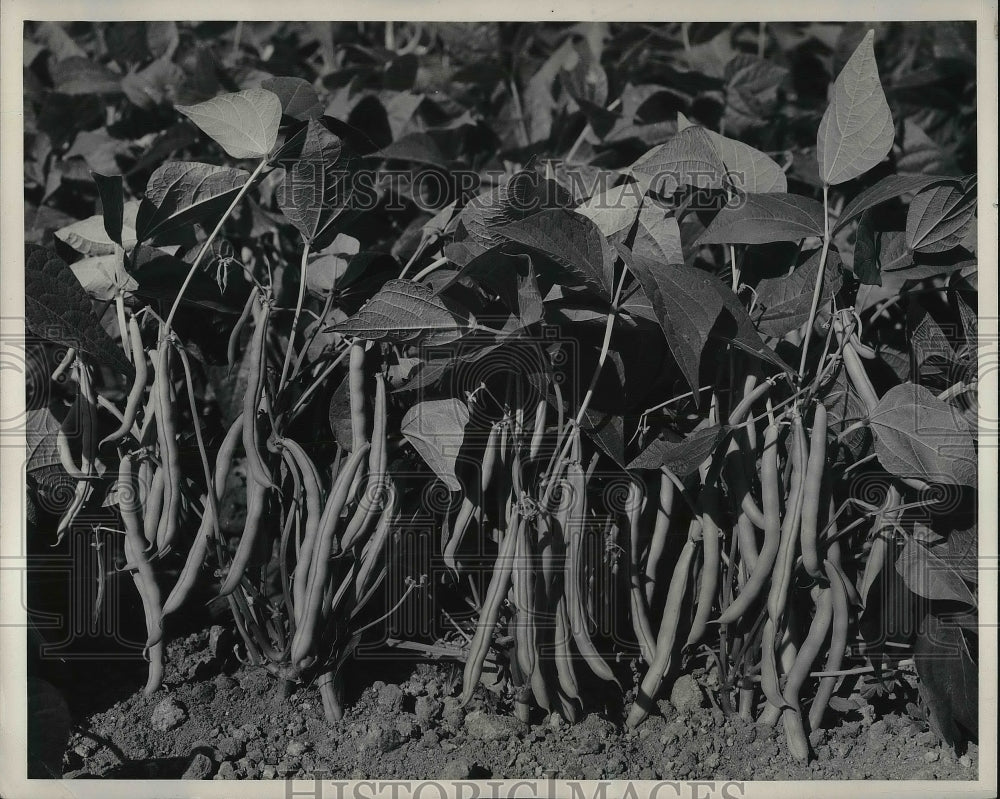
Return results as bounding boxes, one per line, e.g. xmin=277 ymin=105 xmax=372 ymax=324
xmin=101 ymin=316 xmax=148 ymax=448
xmin=443 ymin=496 xmax=476 ymax=574
xmin=528 ymin=399 xmax=547 ymax=460
xmin=513 ymin=521 xmax=536 ymax=680
xmin=228 ymin=287 xmax=259 ymax=370
xmin=808 ymin=559 xmax=850 ymax=731
xmin=348 ymin=341 xmax=368 ymax=448
xmin=142 ymin=466 xmax=165 ymax=547
xmin=766 ymin=413 xmax=807 ymax=625
xmin=152 ymin=338 xmax=181 ymax=551
xmin=627 ymin=476 xmax=657 ymax=663
xmin=290 ymin=443 xmax=370 ymax=663
xmin=714 ymin=423 xmax=781 ymax=625
xmin=118 ymin=453 xmax=164 ymax=692
xmin=800 ymin=403 xmax=827 ymax=579
xmin=781 ymin=586 xmax=833 ymax=761
xmin=341 ymin=373 xmax=388 ymax=550
xmin=354 ymin=482 xmax=398 ymax=599
xmin=644 ymin=470 xmax=675 ymax=605
xmin=163 ymin=414 xmax=244 ymax=617
xmin=834 ymin=317 xmax=879 ymax=414
xmin=564 ymin=462 xmax=619 ymax=686
xmin=626 ymin=531 xmax=697 ymax=728
xmin=218 ymin=477 xmax=269 ymax=596
xmin=243 ymin=298 xmax=274 ymax=488
xmin=480 ymin=422 xmax=500 ymax=496
xmin=459 ymin=506 xmax=522 ymax=707
xmin=735 ymin=511 xmax=759 ymax=573
xmin=554 ymin=595 xmax=580 ymax=701
xmin=685 ymin=480 xmax=722 ymax=648
xmin=280 ymin=439 xmax=324 ymax=613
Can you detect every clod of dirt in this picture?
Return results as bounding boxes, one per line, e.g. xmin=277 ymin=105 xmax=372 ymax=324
xmin=150 ymin=697 xmax=188 ymax=732
xmin=375 ymin=682 xmax=405 ymax=713
xmin=464 ymin=710 xmax=526 ymax=742
xmin=286 ymin=740 xmax=309 ymax=757
xmin=441 ymin=697 xmax=466 ymax=728
xmin=415 ymin=695 xmax=443 ymax=726
xmin=670 ymin=675 xmax=704 ymax=713
xmin=361 ymin=723 xmax=404 ymax=753
xmin=182 ymin=752 xmax=214 ymax=779
xmin=441 ymin=759 xmax=473 ymax=779
xmin=215 ymin=761 xmax=237 ymax=779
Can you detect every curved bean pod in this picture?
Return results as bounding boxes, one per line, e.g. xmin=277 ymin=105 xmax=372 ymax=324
xmin=799 ymin=403 xmax=828 ymax=578
xmin=100 ymin=316 xmax=149 ymax=448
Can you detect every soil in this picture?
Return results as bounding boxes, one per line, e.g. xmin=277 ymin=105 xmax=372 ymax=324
xmin=60 ymin=628 xmax=979 ymax=782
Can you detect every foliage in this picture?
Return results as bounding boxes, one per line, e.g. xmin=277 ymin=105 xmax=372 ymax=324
xmin=23 ymin=20 xmax=979 ymax=759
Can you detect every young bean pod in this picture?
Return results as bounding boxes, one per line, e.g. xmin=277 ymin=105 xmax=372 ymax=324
xmin=243 ymin=298 xmax=275 ymax=488
xmin=218 ymin=478 xmax=269 ymax=596
xmin=627 ymin=476 xmax=657 ymax=663
xmin=799 ymin=403 xmax=828 ymax=579
xmin=458 ymin=507 xmax=522 ymax=707
xmin=808 ymin=560 xmax=850 ymax=731
xmin=626 ymin=531 xmax=697 ymax=728
xmin=644 ymin=471 xmax=675 ymax=605
xmin=340 ymin=373 xmax=388 ymax=550
xmin=163 ymin=415 xmax=244 ymax=616
xmin=714 ymin=423 xmax=782 ymax=625
xmin=685 ymin=481 xmax=722 ymax=648
xmin=101 ymin=316 xmax=149 ymax=448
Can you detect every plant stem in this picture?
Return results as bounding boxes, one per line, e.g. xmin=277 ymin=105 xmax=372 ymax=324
xmin=796 ymin=183 xmax=831 ymax=384
xmin=411 ymin=255 xmax=449 ymax=282
xmin=162 ymin=158 xmax=267 ymax=337
xmin=279 ymin=242 xmax=311 ymax=392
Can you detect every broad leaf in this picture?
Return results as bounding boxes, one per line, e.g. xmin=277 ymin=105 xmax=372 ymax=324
xmin=629 ymin=425 xmax=721 ymax=475
xmin=869 ymin=382 xmax=977 ymax=486
xmin=70 ymin=250 xmax=137 ymax=301
xmin=55 ymin=215 xmax=137 ymax=257
xmin=261 ymin=76 xmax=323 ymax=120
xmin=632 ymin=203 xmax=684 ymax=264
xmin=574 ymin=183 xmax=643 ymax=237
xmin=754 ymin=248 xmax=843 ymax=337
xmin=92 ymin=172 xmax=124 ymax=245
xmin=625 ymin=251 xmax=723 ymax=392
xmin=905 ymin=182 xmax=977 ymax=253
xmin=678 ymin=112 xmax=787 ymax=193
xmin=816 ymin=30 xmax=894 ymax=186
xmin=895 ymin=538 xmax=976 ymax=606
xmin=496 ymin=208 xmax=614 ymax=299
xmin=629 ymin=126 xmax=728 ymax=195
xmin=333 ymin=279 xmax=472 ymax=346
xmin=50 ymin=57 xmax=122 ymax=95
xmin=852 ymin=212 xmax=912 ymax=286
xmin=707 ymin=281 xmax=794 ymax=374
xmin=24 ymin=245 xmax=133 ymax=377
xmin=304 ymin=234 xmax=361 ymax=295
xmin=696 ymin=192 xmax=824 ymax=245
xmin=136 ymin=161 xmax=250 ymax=241
xmin=914 ymin=612 xmax=978 ymax=746
xmin=401 ymin=399 xmax=470 ymax=491
xmin=25 ymin=408 xmax=64 ymax=473
xmin=835 ymin=173 xmax=964 ymax=232
xmin=274 ymin=120 xmax=356 ymax=244
xmin=176 ymin=88 xmax=281 ymax=159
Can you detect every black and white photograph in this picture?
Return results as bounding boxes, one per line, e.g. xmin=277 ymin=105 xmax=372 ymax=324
xmin=0 ymin=5 xmax=996 ymax=798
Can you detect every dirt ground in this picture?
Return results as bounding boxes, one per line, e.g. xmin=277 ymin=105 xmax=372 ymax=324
xmin=60 ymin=627 xmax=979 ymax=782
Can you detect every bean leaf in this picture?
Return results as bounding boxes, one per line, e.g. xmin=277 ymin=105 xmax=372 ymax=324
xmin=629 ymin=125 xmax=728 ymax=195
xmin=274 ymin=120 xmax=355 ymax=245
xmin=817 ymin=30 xmax=894 ymax=186
xmin=914 ymin=612 xmax=978 ymax=746
xmin=629 ymin=425 xmax=722 ymax=475
xmin=136 ymin=161 xmax=250 ymax=241
xmin=905 ymin=182 xmax=977 ymax=253
xmin=835 ymin=173 xmax=964 ymax=233
xmin=92 ymin=172 xmax=124 ymax=245
xmin=625 ymin=251 xmax=723 ymax=393
xmin=176 ymin=88 xmax=281 ymax=160
xmin=261 ymin=76 xmax=323 ymax=120
xmin=677 ymin=112 xmax=787 ymax=193
xmin=56 ymin=214 xmax=137 ymax=257
xmin=754 ymin=248 xmax=843 ymax=337
xmin=24 ymin=244 xmax=133 ymax=377
xmin=333 ymin=279 xmax=472 ymax=346
xmin=895 ymin=538 xmax=976 ymax=606
xmin=496 ymin=208 xmax=614 ymax=299
xmin=401 ymin=399 xmax=470 ymax=491
xmin=696 ymin=192 xmax=824 ymax=245
xmin=869 ymin=382 xmax=977 ymax=486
